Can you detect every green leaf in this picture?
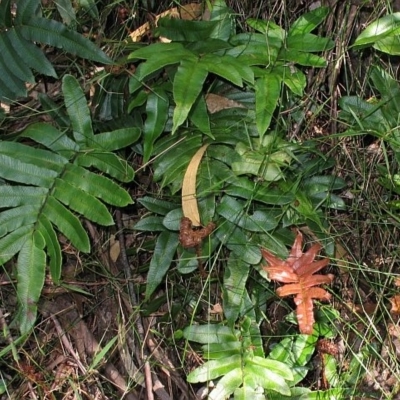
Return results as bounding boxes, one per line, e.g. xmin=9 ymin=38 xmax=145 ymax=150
xmin=223 ymin=255 xmax=250 ymax=327
xmin=53 ymin=179 xmax=114 ymax=226
xmin=208 ymin=368 xmax=243 ymax=400
xmin=226 ymin=177 xmax=294 ymax=205
xmin=62 ymin=74 xmax=93 ymax=144
xmin=138 ymin=197 xmax=178 ymax=215
xmin=37 ymin=215 xmax=62 ymax=283
xmin=244 ymin=363 xmax=291 ymax=396
xmin=354 ymin=13 xmax=400 ymax=47
xmin=143 ymin=89 xmax=169 ymax=163
xmin=63 ymin=164 xmax=133 ymax=207
xmin=55 ymin=0 xmax=76 ymax=26
xmin=373 ymin=35 xmax=400 ymax=55
xmin=90 ymin=128 xmax=141 ymax=152
xmin=130 ymin=45 xmax=195 ymax=82
xmin=16 ymin=231 xmax=46 ymax=334
xmin=134 ymin=216 xmax=166 ymax=232
xmin=0 ymin=153 xmax=57 ymax=188
xmin=183 ymin=324 xmax=237 ymax=344
xmin=281 ymin=50 xmax=327 ymax=67
xmin=286 ymin=34 xmax=334 ymax=52
xmin=189 ymin=95 xmax=213 ymax=138
xmin=187 ymin=355 xmax=242 ymax=383
xmin=156 ymin=18 xmax=221 ymax=42
xmin=19 ymin=17 xmax=112 ymax=64
xmin=0 ymin=185 xmax=46 ymax=207
xmin=255 ymin=73 xmax=281 ymax=138
xmin=288 ymin=6 xmax=330 ymax=36
xmin=217 ymin=196 xmax=279 ymax=232
xmin=145 ymin=231 xmax=179 ymax=299
xmin=22 ymin=122 xmax=78 ymax=158
xmin=0 ymin=226 xmax=31 ymax=265
xmin=215 ymin=220 xmax=261 ymax=265
xmin=78 ymin=0 xmax=99 ymax=20
xmin=75 ymin=152 xmax=134 ymax=183
xmin=0 ymin=0 xmax=12 ymax=28
xmin=172 ymin=60 xmax=209 ymax=133
xmin=0 ymin=205 xmax=39 ymax=238
xmin=43 ymin=197 xmax=90 ymax=253
xmin=200 ymin=54 xmax=254 ymax=87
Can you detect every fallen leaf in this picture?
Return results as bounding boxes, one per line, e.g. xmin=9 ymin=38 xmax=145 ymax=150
xmin=182 ymin=144 xmax=209 ymax=226
xmin=262 ymin=231 xmax=333 ymax=335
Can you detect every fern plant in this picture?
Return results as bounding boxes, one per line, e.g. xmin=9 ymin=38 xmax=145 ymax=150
xmin=0 ymin=74 xmax=140 ymax=334
xmin=0 ymin=0 xmax=111 ymax=102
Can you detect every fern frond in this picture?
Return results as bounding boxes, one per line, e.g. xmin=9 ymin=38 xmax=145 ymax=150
xmin=0 ymin=0 xmax=111 ymax=102
xmin=0 ymin=74 xmax=139 ymax=334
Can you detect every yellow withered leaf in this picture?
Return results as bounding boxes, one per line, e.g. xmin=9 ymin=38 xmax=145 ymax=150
xmin=182 ymin=144 xmax=209 ymax=226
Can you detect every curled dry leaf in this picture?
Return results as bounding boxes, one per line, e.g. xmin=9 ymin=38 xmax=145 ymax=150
xmin=262 ymin=231 xmax=333 ymax=335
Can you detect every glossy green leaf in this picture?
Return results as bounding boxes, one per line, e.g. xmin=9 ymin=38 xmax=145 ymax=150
xmin=223 ymin=255 xmax=250 ymax=327
xmin=244 ymin=363 xmax=291 ymax=396
xmin=131 ymin=47 xmax=196 ymax=82
xmin=0 ymin=0 xmax=12 ymax=28
xmin=255 ymin=73 xmax=281 ymax=138
xmin=162 ymin=208 xmax=183 ymax=231
xmin=215 ymin=220 xmax=261 ymax=265
xmin=138 ymin=197 xmax=178 ymax=215
xmin=75 ymin=152 xmax=134 ymax=182
xmin=373 ymin=35 xmax=400 ymax=55
xmin=286 ymin=34 xmax=334 ymax=52
xmin=145 ymin=231 xmax=179 ymax=299
xmin=43 ymin=197 xmax=90 ymax=253
xmin=172 ymin=60 xmax=208 ymax=133
xmin=354 ymin=13 xmax=400 ymax=47
xmin=200 ymin=54 xmax=253 ymax=87
xmin=19 ymin=17 xmax=111 ymax=64
xmin=0 ymin=185 xmax=46 ymax=207
xmin=281 ymin=66 xmax=306 ymax=97
xmin=225 ymin=177 xmax=294 ymax=205
xmin=134 ymin=216 xmax=166 ymax=232
xmin=62 ymin=74 xmax=93 ymax=144
xmin=143 ymin=89 xmax=169 ymax=162
xmin=0 ymin=226 xmax=31 ymax=265
xmin=78 ymin=0 xmax=99 ymax=20
xmin=17 ymin=231 xmax=46 ymax=334
xmin=202 ymin=341 xmax=242 ymax=359
xmin=281 ymin=50 xmax=327 ymax=67
xmin=208 ymin=368 xmax=243 ymax=400
xmin=37 ymin=215 xmax=61 ymax=283
xmin=0 ymin=206 xmax=39 ymax=238
xmin=63 ymin=164 xmax=133 ymax=207
xmin=89 ymin=128 xmax=141 ymax=152
xmin=7 ymin=29 xmax=57 ymax=78
xmin=184 ymin=324 xmax=237 ymax=344
xmin=189 ymin=95 xmax=213 ymax=138
xmin=22 ymin=123 xmax=78 ymax=158
xmin=53 ymin=179 xmax=114 ymax=226
xmin=187 ymin=355 xmax=242 ymax=382
xmin=0 ymin=153 xmax=57 ymax=188
xmin=288 ymin=6 xmax=330 ymax=36
xmin=156 ymin=18 xmax=220 ymax=42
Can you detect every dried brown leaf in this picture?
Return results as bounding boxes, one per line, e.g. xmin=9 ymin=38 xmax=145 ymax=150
xmin=262 ymin=230 xmax=332 ymax=334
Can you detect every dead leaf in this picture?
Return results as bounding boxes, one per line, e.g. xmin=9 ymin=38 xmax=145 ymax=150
xmin=262 ymin=231 xmax=333 ymax=335
xmin=182 ymin=144 xmax=209 ymax=226
xmin=205 ymin=93 xmax=245 ymax=114
xmin=390 ymin=295 xmax=400 ymax=315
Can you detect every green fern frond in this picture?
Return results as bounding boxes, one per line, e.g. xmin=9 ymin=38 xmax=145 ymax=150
xmin=0 ymin=0 xmax=111 ymax=102
xmin=0 ymin=75 xmax=140 ymax=334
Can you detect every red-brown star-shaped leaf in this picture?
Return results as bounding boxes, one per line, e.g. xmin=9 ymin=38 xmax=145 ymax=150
xmin=262 ymin=231 xmax=334 ymax=335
